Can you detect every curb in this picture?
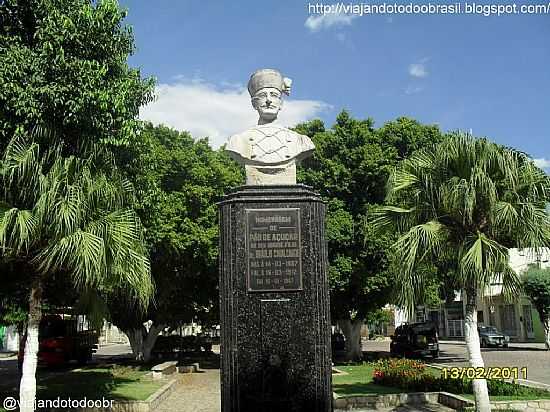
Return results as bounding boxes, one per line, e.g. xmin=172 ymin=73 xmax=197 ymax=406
xmin=333 ymin=390 xmax=550 ymax=411
xmin=96 ymin=378 xmax=178 ymax=412
xmin=332 ymin=391 xmax=456 ymax=411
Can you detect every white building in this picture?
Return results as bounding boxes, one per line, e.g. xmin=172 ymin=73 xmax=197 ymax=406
xmin=394 ymin=248 xmax=549 ymax=343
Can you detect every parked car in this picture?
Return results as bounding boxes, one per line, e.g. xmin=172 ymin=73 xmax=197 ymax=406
xmin=390 ymin=321 xmax=439 ymax=359
xmin=478 ymin=325 xmax=510 ymax=348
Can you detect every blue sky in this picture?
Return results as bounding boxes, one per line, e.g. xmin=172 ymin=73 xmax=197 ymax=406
xmin=120 ymin=0 xmax=550 ymax=170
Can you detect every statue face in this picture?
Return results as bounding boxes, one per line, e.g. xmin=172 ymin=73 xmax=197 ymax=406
xmin=252 ymin=87 xmax=282 ymax=121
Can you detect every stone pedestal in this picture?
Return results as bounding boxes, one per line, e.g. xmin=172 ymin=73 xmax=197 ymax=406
xmin=219 ymin=185 xmax=332 ymax=412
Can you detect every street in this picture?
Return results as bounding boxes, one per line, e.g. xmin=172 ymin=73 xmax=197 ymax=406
xmin=363 ymin=340 xmax=550 ymax=386
xmin=2 ymin=340 xmax=548 ymax=412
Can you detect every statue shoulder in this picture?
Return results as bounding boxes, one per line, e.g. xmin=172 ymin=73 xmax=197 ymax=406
xmin=227 ymin=130 xmax=248 ymax=148
xmin=289 ymin=129 xmax=315 ymax=152
xmin=225 ymin=129 xmax=256 ymax=164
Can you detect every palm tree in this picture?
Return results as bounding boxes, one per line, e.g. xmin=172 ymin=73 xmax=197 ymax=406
xmin=373 ymin=133 xmax=550 ymax=412
xmin=0 ymin=135 xmax=153 ymax=412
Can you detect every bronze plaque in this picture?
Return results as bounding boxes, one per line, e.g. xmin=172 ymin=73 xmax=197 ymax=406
xmin=246 ymin=208 xmax=302 ymax=292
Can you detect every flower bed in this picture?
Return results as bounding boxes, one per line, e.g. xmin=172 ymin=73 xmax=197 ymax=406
xmin=372 ymin=358 xmax=439 ymax=392
xmin=371 ymin=358 xmax=550 ymax=398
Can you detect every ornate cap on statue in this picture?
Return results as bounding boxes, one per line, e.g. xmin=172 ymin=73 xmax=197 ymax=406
xmin=247 ymin=69 xmax=292 ymax=97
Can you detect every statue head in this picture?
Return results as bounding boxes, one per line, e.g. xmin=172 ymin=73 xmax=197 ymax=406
xmin=248 ymin=69 xmax=291 ymax=124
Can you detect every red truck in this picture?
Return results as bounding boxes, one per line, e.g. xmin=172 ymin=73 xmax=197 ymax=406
xmin=18 ymin=314 xmax=98 ymax=369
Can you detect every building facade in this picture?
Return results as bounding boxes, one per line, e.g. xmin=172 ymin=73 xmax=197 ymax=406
xmin=394 ymin=248 xmax=549 ymax=343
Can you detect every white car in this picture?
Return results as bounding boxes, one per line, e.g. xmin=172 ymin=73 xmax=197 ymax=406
xmin=478 ymin=325 xmax=510 ymax=348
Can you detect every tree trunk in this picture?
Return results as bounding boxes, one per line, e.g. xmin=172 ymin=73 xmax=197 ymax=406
xmin=126 ymin=323 xmax=165 ymax=362
xmin=19 ymin=278 xmax=42 ymax=412
xmin=127 ymin=327 xmax=145 ymax=361
xmin=142 ymin=324 xmax=165 ymax=362
xmin=543 ymin=317 xmax=550 ymax=351
xmin=464 ymin=287 xmax=490 ymax=412
xmin=338 ymin=319 xmax=363 ymax=361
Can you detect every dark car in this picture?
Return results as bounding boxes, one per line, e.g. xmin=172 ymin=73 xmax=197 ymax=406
xmin=478 ymin=325 xmax=510 ymax=348
xmin=390 ymin=321 xmax=439 ymax=359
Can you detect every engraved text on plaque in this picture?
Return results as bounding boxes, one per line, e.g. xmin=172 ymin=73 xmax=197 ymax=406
xmin=246 ymin=208 xmax=302 ymax=292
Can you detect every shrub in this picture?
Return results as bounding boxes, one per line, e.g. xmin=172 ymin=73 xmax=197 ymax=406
xmin=486 ymin=379 xmax=547 ymax=397
xmin=372 ymin=358 xmax=433 ymax=391
xmin=372 ymin=358 xmax=548 ymax=397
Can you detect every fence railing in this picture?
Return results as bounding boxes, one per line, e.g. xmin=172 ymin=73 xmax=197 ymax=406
xmin=447 ymin=319 xmax=464 ymax=338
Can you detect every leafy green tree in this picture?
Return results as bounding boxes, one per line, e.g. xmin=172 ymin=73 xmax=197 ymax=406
xmin=0 ymin=0 xmax=154 ymax=153
xmin=0 ymin=0 xmax=154 ymax=317
xmin=1 ymin=1 xmax=156 ymax=409
xmin=0 ymin=262 xmax=30 ymax=331
xmin=108 ymin=123 xmax=243 ymax=361
xmin=0 ymin=135 xmax=153 ymax=412
xmin=374 ymin=133 xmax=550 ymax=412
xmin=296 ymin=112 xmax=445 ymax=359
xmin=523 ymin=266 xmax=550 ymax=349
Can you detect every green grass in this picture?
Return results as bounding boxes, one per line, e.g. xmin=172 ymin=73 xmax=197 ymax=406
xmin=332 ymin=364 xmax=401 ymax=396
xmin=332 ymin=364 xmax=550 ymax=402
xmin=462 ymin=394 xmax=550 ymax=401
xmin=332 ymin=364 xmax=441 ymax=397
xmin=36 ymin=364 xmax=165 ymax=401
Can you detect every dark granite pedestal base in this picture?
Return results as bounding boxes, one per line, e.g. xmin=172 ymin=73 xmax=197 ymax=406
xmin=218 ymin=185 xmax=332 ymax=412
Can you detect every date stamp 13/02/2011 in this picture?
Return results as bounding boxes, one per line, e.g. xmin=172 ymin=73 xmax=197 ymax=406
xmin=442 ymin=367 xmax=527 ymax=380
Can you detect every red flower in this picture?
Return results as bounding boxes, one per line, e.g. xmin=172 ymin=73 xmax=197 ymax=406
xmin=373 ymin=370 xmax=385 ymax=379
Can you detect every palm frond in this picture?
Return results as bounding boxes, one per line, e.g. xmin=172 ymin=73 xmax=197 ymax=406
xmin=500 ymin=264 xmax=522 ymax=303
xmin=0 ymin=132 xmax=154 ymax=310
xmin=371 ymin=205 xmax=417 ymax=234
xmin=490 ymin=201 xmax=519 ymax=235
xmin=381 ymin=131 xmax=550 ymax=311
xmin=34 ymin=230 xmax=106 ymax=288
xmin=0 ymin=207 xmax=38 ymax=255
xmin=459 ymin=232 xmax=509 ymax=290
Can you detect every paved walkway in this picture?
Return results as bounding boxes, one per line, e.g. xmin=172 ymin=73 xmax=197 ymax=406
xmin=156 ymin=369 xmax=456 ymax=412
xmin=156 ymin=368 xmax=221 ymax=412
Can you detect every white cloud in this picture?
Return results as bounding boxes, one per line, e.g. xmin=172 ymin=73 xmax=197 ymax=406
xmin=404 ymin=85 xmax=424 ymax=95
xmin=409 ymin=63 xmax=428 ymax=78
xmin=139 ymin=79 xmax=331 ymax=148
xmin=305 ymin=13 xmax=357 ymax=32
xmin=534 ymin=158 xmax=550 ymax=169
